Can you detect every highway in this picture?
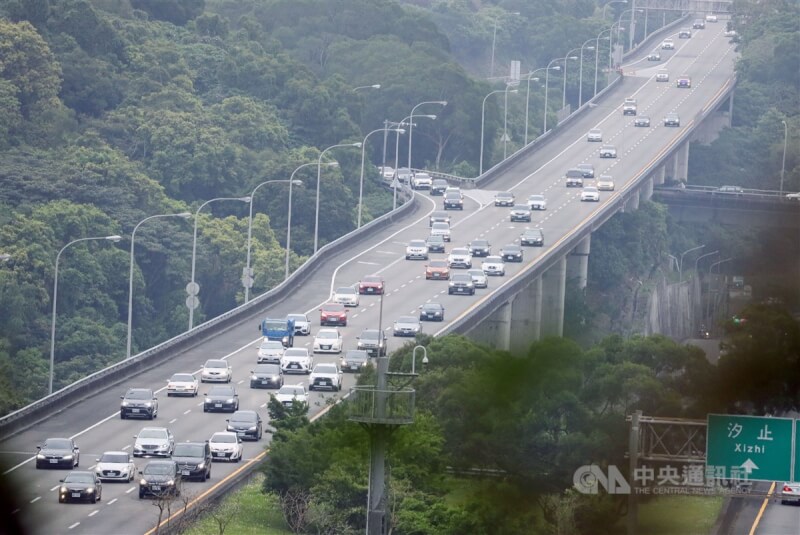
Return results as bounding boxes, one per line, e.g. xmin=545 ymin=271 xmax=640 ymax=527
xmin=0 ymin=21 xmax=738 ymax=535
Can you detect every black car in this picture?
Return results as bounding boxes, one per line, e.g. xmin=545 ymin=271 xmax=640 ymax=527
xmin=203 ymin=385 xmax=239 ymax=413
xmin=419 ymin=302 xmax=445 ymax=321
xmin=426 ymin=235 xmax=446 ymax=253
xmin=520 ymin=228 xmax=544 ymax=247
xmin=250 ymin=363 xmax=283 ymax=389
xmin=443 ymin=192 xmax=463 ymax=210
xmin=500 ymin=244 xmax=524 ymax=262
xmin=120 ymin=388 xmax=158 ymax=420
xmin=357 ymin=329 xmax=387 ymax=357
xmin=172 ymin=441 xmax=212 ymax=481
xmin=468 ymin=239 xmax=491 ymax=257
xmin=430 ymin=179 xmax=448 ymax=195
xmin=36 ymin=438 xmax=80 ymax=469
xmin=429 ymin=210 xmax=451 ymax=227
xmin=494 ymin=191 xmax=515 ymax=206
xmin=341 ymin=350 xmax=370 ymax=372
xmin=139 ymin=460 xmax=180 ymax=499
xmin=448 ymin=274 xmax=475 ymax=295
xmin=58 ymin=471 xmax=102 ymax=504
xmin=226 ymin=410 xmax=263 ymax=441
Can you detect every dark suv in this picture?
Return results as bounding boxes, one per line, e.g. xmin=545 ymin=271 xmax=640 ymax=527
xmin=357 ymin=329 xmax=387 ymax=357
xmin=138 ymin=460 xmax=180 ymax=499
xmin=172 ymin=442 xmax=212 ymax=481
xmin=120 ymin=388 xmax=158 ymax=420
xmin=430 ymin=179 xmax=448 ymax=195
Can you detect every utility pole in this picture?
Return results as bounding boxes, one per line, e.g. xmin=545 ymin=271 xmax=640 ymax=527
xmin=627 ymin=410 xmax=641 ymax=535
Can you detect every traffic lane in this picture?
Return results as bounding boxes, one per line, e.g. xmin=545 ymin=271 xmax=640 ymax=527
xmin=756 ymin=498 xmax=800 ymax=534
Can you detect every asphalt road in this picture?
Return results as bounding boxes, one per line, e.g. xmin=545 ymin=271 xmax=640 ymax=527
xmin=0 ymin=21 xmax=737 ymax=535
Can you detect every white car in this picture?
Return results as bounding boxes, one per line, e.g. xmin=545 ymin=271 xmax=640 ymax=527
xmin=444 ymin=186 xmax=463 ymax=199
xmin=334 ymin=286 xmax=360 ymax=307
xmin=527 ymin=194 xmax=547 ymax=210
xmin=622 ymin=98 xmax=637 ymax=116
xmin=781 ymin=482 xmax=800 ymax=504
xmin=447 ymin=248 xmax=473 ymax=269
xmin=379 ymin=166 xmax=395 ymax=180
xmin=599 ymin=145 xmax=617 ymax=158
xmin=95 ymin=451 xmax=136 ymax=482
xmin=587 ymin=129 xmax=602 ymax=142
xmin=596 ymin=175 xmax=615 ymax=191
xmin=467 ymin=269 xmax=488 ymax=288
xmin=482 ymin=256 xmax=506 ymax=276
xmin=430 ymin=222 xmax=451 ymax=242
xmin=132 ymin=427 xmax=174 ymax=458
xmin=274 ymin=384 xmax=309 ymax=407
xmin=786 ymin=192 xmax=800 ymax=201
xmin=257 ymin=339 xmax=285 ymax=364
xmin=661 ymin=38 xmax=675 ymax=50
xmin=281 ymin=348 xmax=313 ymax=374
xmin=405 ymin=239 xmax=429 ymax=260
xmin=656 ymin=70 xmax=669 ymax=82
xmin=705 ymin=14 xmax=718 ymax=22
xmin=166 ymin=373 xmax=199 ymax=397
xmin=208 ymin=432 xmax=243 ymax=462
xmin=393 ymin=316 xmax=422 ymax=337
xmin=309 ymin=363 xmax=343 ymax=391
xmin=287 ymin=313 xmax=311 ymax=335
xmin=411 ymin=172 xmax=433 ymax=189
xmin=313 ymin=328 xmax=343 ymax=354
xmin=200 ymin=359 xmax=232 ymax=383
xmin=581 ymin=187 xmax=600 ymax=202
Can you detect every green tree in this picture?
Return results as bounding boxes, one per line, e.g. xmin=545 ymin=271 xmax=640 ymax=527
xmin=130 ymin=0 xmax=205 ymax=25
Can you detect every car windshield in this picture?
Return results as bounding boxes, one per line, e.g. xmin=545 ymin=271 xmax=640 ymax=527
xmin=452 ymin=274 xmax=471 ymax=282
xmin=173 ymin=444 xmax=205 ymax=457
xmin=138 ymin=429 xmax=167 ymax=439
xmin=315 ymin=364 xmax=338 ymax=374
xmin=529 ymin=195 xmax=544 ymax=201
xmin=362 ymin=276 xmax=381 ymax=283
xmin=513 ymin=205 xmax=530 ymax=211
xmin=317 ymin=331 xmax=337 ymax=339
xmin=321 ymin=303 xmax=344 ymax=312
xmin=397 ymin=316 xmax=417 ymax=324
xmin=230 ymin=412 xmax=256 ymax=423
xmin=429 ymin=260 xmax=448 ymax=268
xmin=589 ymin=129 xmax=600 ymax=135
xmin=471 ymin=240 xmax=488 ymax=247
xmin=99 ymin=453 xmax=129 ymax=464
xmin=208 ymin=386 xmax=234 ymax=396
xmin=263 ymin=320 xmax=288 ymax=330
xmin=126 ymin=390 xmax=151 ymax=399
xmin=486 ymin=256 xmax=503 ymax=263
xmin=468 ymin=269 xmax=485 ymax=276
xmin=43 ymin=438 xmax=72 ymax=449
xmin=284 ymin=348 xmax=309 ymax=357
xmin=260 ymin=341 xmax=282 ymax=350
xmin=170 ymin=374 xmax=194 ymax=383
xmin=444 ymin=192 xmax=460 ymax=199
xmin=278 ymin=386 xmax=304 ymax=396
xmin=254 ymin=365 xmax=280 ymax=373
xmin=451 ymin=248 xmax=469 ymax=255
xmin=360 ymin=330 xmax=380 ymax=340
xmin=64 ymin=473 xmax=94 ymax=483
xmin=432 ymin=223 xmax=449 ymax=231
xmin=345 ymin=351 xmax=368 ymax=360
xmin=286 ymin=314 xmax=307 ymax=322
xmin=585 ymin=187 xmax=598 ymax=193
xmin=205 ymin=360 xmax=227 ymax=369
xmin=409 ymin=240 xmax=426 ymax=247
xmin=578 ymin=164 xmax=593 ymax=170
xmin=497 ymin=192 xmax=513 ymax=198
xmin=144 ymin=463 xmax=173 ymax=475
xmin=211 ymin=433 xmax=236 ymax=443
xmin=336 ymin=287 xmax=356 ymax=295
xmin=427 ymin=236 xmax=443 ymax=243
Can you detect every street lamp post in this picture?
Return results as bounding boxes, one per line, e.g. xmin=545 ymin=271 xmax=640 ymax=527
xmin=489 ymin=12 xmax=520 ymax=78
xmin=411 ymin=345 xmax=429 ymax=374
xmin=695 ymin=250 xmax=719 ymax=280
xmin=562 ymin=51 xmax=579 ymax=109
xmin=286 ymin=162 xmax=334 ymax=280
xmin=315 ymin=142 xmax=361 ymax=254
xmin=707 ymin=258 xmax=733 ymax=324
xmin=503 ymin=83 xmax=517 ymax=160
xmin=781 ymin=120 xmax=788 ymax=195
xmin=602 ymin=0 xmax=627 ymax=19
xmin=543 ymin=57 xmax=563 ymax=134
xmin=51 ymin=234 xmax=121 ymax=394
xmin=594 ymin=28 xmax=613 ymax=97
xmin=523 ymin=66 xmax=551 ymax=145
xmin=480 ymin=89 xmax=505 ymax=176
xmin=578 ymin=39 xmax=596 ymax=107
xmin=359 ymin=126 xmax=404 ymax=228
xmin=127 ymin=213 xmax=190 ymax=360
xmin=678 ymin=244 xmax=705 ymax=282
xmin=407 ymin=101 xmax=447 ymax=184
xmin=188 ymin=196 xmax=251 ymax=331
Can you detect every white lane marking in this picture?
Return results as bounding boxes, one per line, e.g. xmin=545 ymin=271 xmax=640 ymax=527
xmin=88 ymin=510 xmax=99 ymax=517
xmin=125 ymin=487 xmax=135 ymax=494
xmin=375 ymin=250 xmax=396 ymax=254
xmin=169 ymin=418 xmax=177 ymax=424
xmin=88 ymin=464 xmax=96 ymax=470
xmin=122 ymin=444 xmax=131 ymax=450
xmin=30 ymin=496 xmax=40 ymax=503
xmin=108 ymin=498 xmax=117 ymax=505
xmin=237 ymin=380 xmax=244 ymax=385
xmin=68 ymin=523 xmax=80 ymax=530
xmin=260 ymin=403 xmax=267 ymax=408
xmin=357 ymin=261 xmax=380 ymax=265
xmin=50 ymin=485 xmax=59 ymax=492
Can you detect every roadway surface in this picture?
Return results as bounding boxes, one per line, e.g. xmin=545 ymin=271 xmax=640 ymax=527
xmin=0 ymin=21 xmax=738 ymax=535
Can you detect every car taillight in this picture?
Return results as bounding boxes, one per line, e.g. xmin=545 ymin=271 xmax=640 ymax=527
xmin=784 ymin=485 xmax=793 ymax=492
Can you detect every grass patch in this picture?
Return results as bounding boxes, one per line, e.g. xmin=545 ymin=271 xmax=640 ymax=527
xmin=182 ymin=473 xmax=291 ymax=535
xmin=615 ymin=495 xmax=724 ymax=535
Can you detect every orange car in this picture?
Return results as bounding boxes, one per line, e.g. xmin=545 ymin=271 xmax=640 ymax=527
xmin=425 ymin=260 xmax=451 ymax=280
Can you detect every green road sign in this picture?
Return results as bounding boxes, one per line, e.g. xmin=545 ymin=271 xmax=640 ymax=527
xmin=706 ymin=414 xmax=794 ymax=482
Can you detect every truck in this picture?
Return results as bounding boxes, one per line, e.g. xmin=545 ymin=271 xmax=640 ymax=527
xmin=623 ymin=98 xmax=637 ymax=115
xmin=259 ymin=317 xmax=295 ymax=348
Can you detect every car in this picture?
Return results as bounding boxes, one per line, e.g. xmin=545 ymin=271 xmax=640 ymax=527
xmin=714 ymin=185 xmax=744 ymax=195
xmin=577 ymin=163 xmax=595 ymax=178
xmin=448 ymin=273 xmax=475 ymax=295
xmin=527 ymin=194 xmax=547 ymax=210
xmin=274 ymin=384 xmax=309 ymax=407
xmin=661 ymin=38 xmax=675 ymax=50
xmin=320 ymin=302 xmax=347 ymax=326
xmin=444 ymin=186 xmax=463 ymax=199
xmin=208 ymin=432 xmax=243 ymax=462
xmin=120 ymin=388 xmax=158 ymax=419
xmin=430 ymin=179 xmax=448 ymax=195
xmin=430 ymin=222 xmax=451 ymax=242
xmin=500 ymin=244 xmax=523 ymax=262
xmin=510 ymin=204 xmax=532 ymax=222
xmin=597 ymin=175 xmax=616 ymax=191
xmin=664 ymin=113 xmax=680 ymax=127
xmin=785 ymin=192 xmax=800 ymax=201
xmin=36 ymin=438 xmax=80 ymax=469
xmin=313 ymin=328 xmax=343 ymax=354
xmin=494 ymin=191 xmax=516 ymax=206
xmin=419 ymin=302 xmax=445 ymax=322
xmin=565 ymin=168 xmax=584 ymax=187
xmin=429 ymin=210 xmax=451 ymax=227
xmin=357 ymin=329 xmax=387 ymax=357
xmin=467 ymin=268 xmax=489 ymax=289
xmin=393 ymin=315 xmax=422 ymax=337
xmin=286 ymin=313 xmax=311 ymax=335
xmin=95 ymin=451 xmax=136 ymax=482
xmin=226 ymin=410 xmax=263 ymax=441
xmin=411 ymin=171 xmax=432 ymax=190
xmin=426 ymin=234 xmax=446 ymax=253
xmin=334 ymin=286 xmax=360 ymax=307
xmin=172 ymin=441 xmax=212 ymax=481
xmin=425 ymin=259 xmax=451 ymax=280
xmin=58 ymin=471 xmax=102 ymax=504
xmin=634 ymin=116 xmax=651 ymax=127
xmin=705 ymin=14 xmax=718 ymax=22
xmin=581 ymin=186 xmax=600 ymax=202
xmin=378 ymin=166 xmax=395 ymax=180
xmin=520 ymin=228 xmax=544 ymax=247
xmin=468 ymin=239 xmax=491 ymax=257
xmin=647 ymin=52 xmax=661 ymax=61
xmin=394 ymin=167 xmax=413 ymax=184
xmin=693 ymin=19 xmax=705 ymax=29
xmin=622 ymin=98 xmax=637 ymax=116
xmin=132 ymin=427 xmax=174 ymax=458
xmin=724 ymin=29 xmax=738 ymax=38
xmin=203 ymin=384 xmax=239 ymax=413
xmin=780 ymin=482 xmax=800 ymax=505
xmin=257 ymin=339 xmax=285 ymax=364
xmin=482 ymin=256 xmax=506 ymax=276
xmin=405 ymin=239 xmax=429 ymax=260
xmin=656 ymin=70 xmax=670 ymax=82
xmin=677 ymin=75 xmax=691 ymax=88
xmin=166 ymin=373 xmax=199 ymax=397
xmin=358 ymin=275 xmax=384 ymax=295
xmin=138 ymin=460 xmax=180 ymax=499
xmin=678 ymin=28 xmax=692 ymax=38
xmin=447 ymin=247 xmax=473 ymax=269
xmin=599 ymin=145 xmax=617 ymax=158
xmin=249 ymin=363 xmax=283 ymax=389
xmin=309 ymin=363 xmax=343 ymax=391
xmin=281 ymin=347 xmax=313 ymax=374
xmin=443 ymin=191 xmax=464 ymax=210
xmin=200 ymin=359 xmax=232 ymax=383
xmin=587 ymin=129 xmax=603 ymax=142
xmin=340 ymin=349 xmax=370 ymax=372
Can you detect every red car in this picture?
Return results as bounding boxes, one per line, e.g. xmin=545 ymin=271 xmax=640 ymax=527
xmin=320 ymin=303 xmax=347 ymax=326
xmin=358 ymin=275 xmax=384 ymax=295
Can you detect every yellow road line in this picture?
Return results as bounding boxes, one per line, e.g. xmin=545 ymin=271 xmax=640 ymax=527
xmin=748 ymin=481 xmax=775 ymax=535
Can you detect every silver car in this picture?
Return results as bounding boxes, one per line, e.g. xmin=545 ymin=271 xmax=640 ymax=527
xmin=201 ymin=359 xmax=232 ymax=383
xmin=430 ymin=222 xmax=451 ymax=242
xmin=95 ymin=451 xmax=136 ymax=482
xmin=467 ymin=269 xmax=488 ymax=288
xmin=393 ymin=316 xmax=422 ymax=337
xmin=405 ymin=239 xmax=429 ymax=260
xmin=132 ymin=427 xmax=174 ymax=458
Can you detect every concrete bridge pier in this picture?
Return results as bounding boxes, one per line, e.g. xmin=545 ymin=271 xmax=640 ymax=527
xmin=674 ymin=141 xmax=690 ymax=182
xmin=566 ymin=234 xmax=591 ymax=289
xmin=540 ymin=256 xmax=567 ymax=337
xmin=509 ymin=277 xmax=543 ymax=354
xmin=654 ymin=165 xmax=666 ymax=186
xmin=469 ymin=301 xmax=512 ymax=351
xmin=623 ymin=190 xmax=640 ymax=212
xmin=641 ymin=176 xmax=654 ymax=202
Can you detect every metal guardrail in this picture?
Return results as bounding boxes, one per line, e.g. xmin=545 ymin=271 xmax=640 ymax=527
xmin=655 ymin=185 xmax=800 ymax=201
xmin=348 ymin=386 xmax=415 ymax=425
